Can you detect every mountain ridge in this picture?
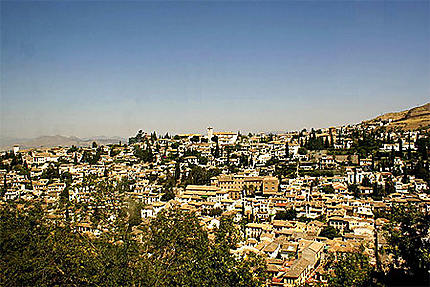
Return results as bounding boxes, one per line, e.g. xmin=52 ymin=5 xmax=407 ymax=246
xmin=365 ymin=103 xmax=430 ymax=130
xmin=0 ymin=135 xmax=125 ymax=151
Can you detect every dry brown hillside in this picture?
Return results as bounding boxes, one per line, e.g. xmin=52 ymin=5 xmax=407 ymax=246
xmin=365 ymin=103 xmax=430 ymax=130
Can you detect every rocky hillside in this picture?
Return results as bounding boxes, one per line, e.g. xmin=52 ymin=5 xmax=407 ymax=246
xmin=365 ymin=103 xmax=430 ymax=130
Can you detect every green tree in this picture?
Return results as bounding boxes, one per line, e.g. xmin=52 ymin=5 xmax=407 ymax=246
xmin=348 ymin=184 xmax=360 ymax=198
xmin=0 ymin=203 xmax=268 ymax=287
xmin=1 ymin=203 xmax=103 ymax=286
xmin=41 ymin=164 xmax=60 ymax=181
xmin=298 ymin=147 xmax=308 ymax=155
xmin=326 ymin=247 xmax=372 ymax=287
xmin=175 ymin=162 xmax=181 ymax=181
xmin=129 ymin=130 xmax=144 ymax=145
xmin=285 ymin=141 xmax=290 ymax=159
xmin=371 ymin=183 xmax=385 ymax=200
xmin=274 ymin=208 xmax=297 ymax=220
xmin=142 ymin=208 xmax=268 ymax=287
xmin=398 ymin=138 xmax=403 ymax=158
xmin=384 ymin=177 xmax=396 ymax=195
xmin=214 ymin=141 xmax=220 ymax=158
xmin=322 ymin=185 xmax=335 ymax=194
xmin=127 ymin=199 xmax=142 ymax=227
xmin=160 ymin=189 xmax=175 ymax=201
xmin=183 ymin=166 xmax=221 ymax=186
xmin=319 ymin=225 xmax=340 ymax=239
xmin=384 ymin=203 xmax=430 ymax=283
xmin=362 ymin=176 xmax=372 ymax=187
xmin=134 ymin=144 xmax=154 ymax=163
xmin=1 ymin=175 xmax=7 ymax=197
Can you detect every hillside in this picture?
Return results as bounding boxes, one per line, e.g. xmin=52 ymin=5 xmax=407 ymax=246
xmin=365 ymin=103 xmax=430 ymax=130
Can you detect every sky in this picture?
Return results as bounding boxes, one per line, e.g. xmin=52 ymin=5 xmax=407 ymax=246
xmin=1 ymin=1 xmax=429 ymax=139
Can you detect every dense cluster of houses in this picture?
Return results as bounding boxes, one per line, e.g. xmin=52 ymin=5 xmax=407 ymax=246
xmin=1 ymin=125 xmax=429 ymax=286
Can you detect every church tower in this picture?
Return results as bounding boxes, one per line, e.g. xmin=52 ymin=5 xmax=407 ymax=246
xmin=207 ymin=127 xmax=214 ymax=143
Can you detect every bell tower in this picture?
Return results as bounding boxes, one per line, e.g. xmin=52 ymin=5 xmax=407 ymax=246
xmin=207 ymin=127 xmax=214 ymax=143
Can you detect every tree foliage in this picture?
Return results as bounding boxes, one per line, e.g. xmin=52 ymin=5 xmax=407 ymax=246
xmin=384 ymin=203 xmax=430 ymax=283
xmin=182 ymin=165 xmax=221 ymax=186
xmin=274 ymin=207 xmax=297 ymax=220
xmin=326 ymin=248 xmax=372 ymax=287
xmin=0 ymin=204 xmax=267 ymax=287
xmin=134 ymin=144 xmax=154 ymax=163
xmin=319 ymin=225 xmax=340 ymax=239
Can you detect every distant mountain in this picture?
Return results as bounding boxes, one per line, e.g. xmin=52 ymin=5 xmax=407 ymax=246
xmin=365 ymin=103 xmax=430 ymax=131
xmin=0 ymin=135 xmax=125 ymax=151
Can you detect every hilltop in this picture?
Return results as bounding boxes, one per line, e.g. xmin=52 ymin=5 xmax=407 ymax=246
xmin=365 ymin=102 xmax=430 ymax=130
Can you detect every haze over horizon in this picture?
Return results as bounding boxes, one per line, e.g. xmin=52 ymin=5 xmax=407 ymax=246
xmin=1 ymin=1 xmax=429 ymax=139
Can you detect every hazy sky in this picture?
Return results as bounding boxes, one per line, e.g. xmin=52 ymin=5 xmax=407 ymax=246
xmin=1 ymin=1 xmax=429 ymax=138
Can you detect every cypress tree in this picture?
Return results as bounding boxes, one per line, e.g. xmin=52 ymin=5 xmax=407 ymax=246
xmin=398 ymin=138 xmax=403 ymax=158
xmin=407 ymin=133 xmax=412 ymax=160
xmin=214 ymin=142 xmax=220 ymax=158
xmin=1 ymin=175 xmax=6 ymax=197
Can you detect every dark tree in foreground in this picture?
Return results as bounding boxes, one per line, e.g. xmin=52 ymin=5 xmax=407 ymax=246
xmin=325 ymin=247 xmax=373 ymax=287
xmin=383 ymin=203 xmax=430 ymax=285
xmin=0 ymin=202 xmax=144 ymax=286
xmin=0 ymin=203 xmax=267 ymax=287
xmin=143 ymin=208 xmax=267 ymax=287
